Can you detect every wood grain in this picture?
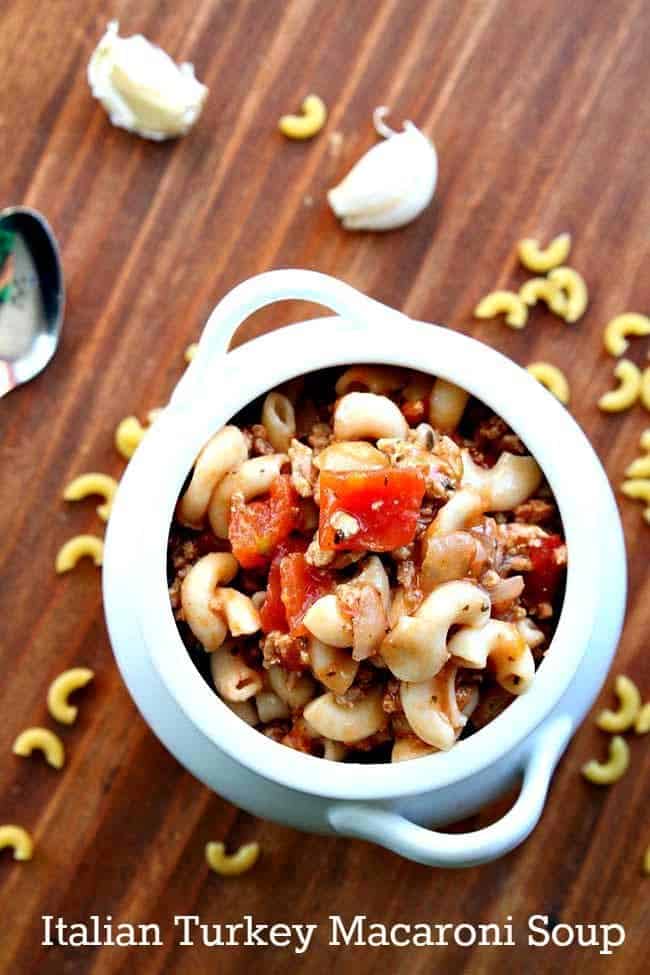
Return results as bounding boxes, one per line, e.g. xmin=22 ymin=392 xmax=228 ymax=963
xmin=1 ymin=1 xmax=648 ymax=972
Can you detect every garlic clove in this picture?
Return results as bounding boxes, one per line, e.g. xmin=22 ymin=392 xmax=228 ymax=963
xmin=88 ymin=21 xmax=208 ymax=141
xmin=328 ymin=109 xmax=437 ymax=231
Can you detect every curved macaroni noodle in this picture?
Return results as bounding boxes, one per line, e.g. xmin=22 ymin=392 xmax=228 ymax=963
xmin=635 ymin=703 xmax=650 ymax=735
xmin=47 ymin=668 xmax=94 ymax=725
xmin=474 ymin=290 xmax=528 ymax=329
xmin=428 ymin=378 xmax=469 ymax=432
xmin=181 ymin=553 xmax=241 ymax=651
xmin=461 ymin=450 xmax=542 ymax=510
xmin=303 ymin=594 xmax=354 ymax=648
xmin=621 ymin=479 xmax=650 ymax=504
xmin=0 ymin=824 xmax=33 ymax=861
xmin=12 ymin=727 xmax=65 ymax=769
xmin=278 ymin=94 xmax=327 ymax=139
xmin=517 ymin=232 xmax=571 ymax=273
xmin=596 ymin=675 xmax=641 ymax=733
xmin=55 ymin=535 xmax=104 ymax=573
xmin=582 ymin=735 xmax=630 ymax=785
xmin=598 ymin=360 xmax=642 ymax=412
xmin=115 ymin=415 xmax=145 ymax=459
xmin=547 ymin=266 xmax=588 ymax=323
xmin=603 ymin=313 xmax=650 ymax=357
xmin=642 ymin=366 xmax=650 ymax=412
xmin=625 ymin=455 xmax=650 ymax=479
xmin=205 ymin=841 xmax=260 ymax=876
xmin=63 ymin=473 xmax=118 ymax=521
xmin=333 ymin=392 xmax=408 ymax=441
xmin=526 ymin=362 xmax=570 ymax=405
xmin=178 ymin=426 xmax=249 ymax=528
xmin=335 ymin=365 xmax=408 ymax=397
xmin=303 ymin=687 xmax=385 ymax=743
xmin=208 ymin=453 xmax=287 ymax=538
xmin=519 ymin=277 xmax=568 ymax=317
xmin=210 ymin=643 xmax=263 ymax=702
xmin=448 ymin=619 xmax=533 ymax=694
xmin=262 ymin=392 xmax=296 ymax=452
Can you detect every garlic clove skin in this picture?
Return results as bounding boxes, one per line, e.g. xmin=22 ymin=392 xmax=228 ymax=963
xmin=87 ymin=21 xmax=208 ymax=141
xmin=328 ymin=115 xmax=437 ymax=231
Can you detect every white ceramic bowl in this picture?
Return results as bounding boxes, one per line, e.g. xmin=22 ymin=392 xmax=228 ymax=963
xmin=103 ymin=270 xmax=626 ymax=867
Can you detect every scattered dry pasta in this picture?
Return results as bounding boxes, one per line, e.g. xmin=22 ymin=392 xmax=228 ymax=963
xmin=526 ymin=362 xmax=570 ymax=404
xmin=12 ymin=727 xmax=65 ymax=769
xmin=642 ymin=366 xmax=650 ymax=411
xmin=517 ymin=232 xmax=571 ymax=273
xmin=115 ymin=416 xmax=145 ymax=459
xmin=596 ymin=675 xmax=641 ymax=733
xmin=0 ymin=824 xmax=33 ymax=861
xmin=474 ymin=290 xmax=528 ymax=329
xmin=641 ymin=429 xmax=650 ymax=452
xmin=582 ymin=735 xmax=630 ymax=785
xmin=603 ymin=313 xmax=650 ymax=357
xmin=626 ymin=455 xmax=650 ymax=478
xmin=47 ymin=667 xmax=94 ymax=725
xmin=63 ymin=473 xmax=118 ymax=521
xmin=621 ymin=479 xmax=650 ymax=504
xmin=519 ymin=277 xmax=568 ymax=317
xmin=598 ymin=360 xmax=642 ymax=412
xmin=279 ymin=94 xmax=326 ymax=140
xmin=55 ymin=535 xmax=104 ymax=573
xmin=185 ymin=343 xmax=198 ymax=363
xmin=635 ymin=703 xmax=650 ymax=735
xmin=205 ymin=841 xmax=260 ymax=876
xmin=643 ymin=845 xmax=650 ymax=876
xmin=547 ymin=267 xmax=588 ymax=323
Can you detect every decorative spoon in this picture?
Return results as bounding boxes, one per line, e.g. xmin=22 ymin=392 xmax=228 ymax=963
xmin=0 ymin=206 xmax=64 ymax=398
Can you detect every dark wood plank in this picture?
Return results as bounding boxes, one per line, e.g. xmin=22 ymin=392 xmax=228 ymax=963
xmin=0 ymin=1 xmax=648 ymax=973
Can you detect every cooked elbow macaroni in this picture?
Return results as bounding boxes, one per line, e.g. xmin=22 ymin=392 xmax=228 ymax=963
xmin=205 ymin=840 xmax=260 ymax=875
xmin=47 ymin=668 xmax=94 ymax=725
xmin=13 ymin=727 xmax=65 ymax=769
xmin=517 ymin=233 xmax=571 ymax=273
xmin=63 ymin=473 xmax=118 ymax=521
xmin=168 ymin=366 xmax=567 ymax=762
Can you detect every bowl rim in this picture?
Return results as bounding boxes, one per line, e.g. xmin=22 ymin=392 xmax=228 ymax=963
xmin=123 ymin=314 xmax=616 ymax=801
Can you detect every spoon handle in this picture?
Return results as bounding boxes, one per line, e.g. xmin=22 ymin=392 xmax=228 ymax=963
xmin=0 ymin=360 xmax=17 ymax=398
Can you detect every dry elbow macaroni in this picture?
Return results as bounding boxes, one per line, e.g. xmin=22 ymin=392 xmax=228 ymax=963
xmin=47 ymin=667 xmax=95 ymax=725
xmin=517 ymin=233 xmax=571 ymax=273
xmin=474 ymin=290 xmax=528 ymax=329
xmin=278 ymin=94 xmax=327 ymax=139
xmin=603 ymin=313 xmax=650 ymax=357
xmin=526 ymin=362 xmax=570 ymax=405
xmin=598 ymin=360 xmax=642 ymax=412
xmin=582 ymin=735 xmax=630 ymax=785
xmin=547 ymin=267 xmax=588 ymax=323
xmin=595 ymin=675 xmax=641 ymax=733
xmin=13 ymin=727 xmax=65 ymax=769
xmin=205 ymin=841 xmax=260 ymax=875
xmin=55 ymin=535 xmax=104 ymax=573
xmin=63 ymin=473 xmax=118 ymax=521
xmin=0 ymin=824 xmax=34 ymax=861
xmin=519 ymin=277 xmax=568 ymax=317
xmin=170 ymin=366 xmax=567 ymax=762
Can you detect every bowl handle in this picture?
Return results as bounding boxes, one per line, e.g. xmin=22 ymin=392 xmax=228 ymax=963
xmin=327 ymin=715 xmax=573 ymax=868
xmin=170 ymin=269 xmax=409 ymax=408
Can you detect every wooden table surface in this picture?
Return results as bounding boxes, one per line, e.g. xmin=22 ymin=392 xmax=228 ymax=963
xmin=1 ymin=1 xmax=649 ymax=972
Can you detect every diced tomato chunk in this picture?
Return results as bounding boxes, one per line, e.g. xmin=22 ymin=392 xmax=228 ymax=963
xmin=318 ymin=468 xmax=426 ymax=552
xmin=259 ymin=536 xmax=308 ymax=634
xmin=280 ymin=552 xmax=335 ymax=636
xmin=523 ymin=534 xmax=565 ymax=607
xmin=229 ymin=475 xmax=300 ymax=569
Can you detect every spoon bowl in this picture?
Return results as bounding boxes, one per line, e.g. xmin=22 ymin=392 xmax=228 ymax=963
xmin=0 ymin=206 xmax=64 ymax=398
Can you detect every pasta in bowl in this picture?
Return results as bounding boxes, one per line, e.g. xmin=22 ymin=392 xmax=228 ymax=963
xmin=103 ymin=270 xmax=625 ymax=866
xmin=169 ymin=367 xmax=567 ymax=763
